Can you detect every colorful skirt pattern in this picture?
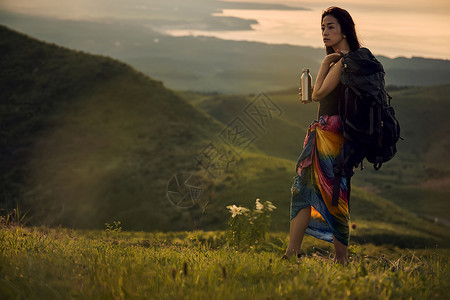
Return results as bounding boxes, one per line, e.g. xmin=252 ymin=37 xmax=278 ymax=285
xmin=290 ymin=114 xmax=350 ymax=246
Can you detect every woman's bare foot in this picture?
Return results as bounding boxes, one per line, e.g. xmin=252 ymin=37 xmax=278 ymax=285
xmin=281 ymin=248 xmax=302 ymax=261
xmin=333 ymin=257 xmax=349 ymax=266
xmin=282 ymin=248 xmax=298 ymax=259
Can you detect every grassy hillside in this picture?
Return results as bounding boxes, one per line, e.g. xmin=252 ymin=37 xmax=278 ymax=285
xmin=1 ymin=25 xmax=448 ymax=250
xmin=192 ymin=151 xmax=449 ymax=248
xmin=178 ymin=84 xmax=450 ymax=224
xmin=370 ymin=85 xmax=450 ymax=211
xmin=0 ymin=25 xmax=232 ymax=230
xmin=174 ymin=90 xmax=450 ymax=248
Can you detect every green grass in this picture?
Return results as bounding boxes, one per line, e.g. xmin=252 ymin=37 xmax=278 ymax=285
xmin=0 ymin=225 xmax=448 ymax=299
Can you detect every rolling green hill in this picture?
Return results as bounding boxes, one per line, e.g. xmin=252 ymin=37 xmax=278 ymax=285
xmin=0 ymin=25 xmax=231 ymax=230
xmin=0 ymin=25 xmax=448 ymax=248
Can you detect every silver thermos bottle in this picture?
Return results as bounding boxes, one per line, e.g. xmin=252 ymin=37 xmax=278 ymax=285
xmin=301 ymin=68 xmax=312 ymax=103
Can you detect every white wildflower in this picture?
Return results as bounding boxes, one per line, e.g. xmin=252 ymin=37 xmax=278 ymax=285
xmin=226 ymin=205 xmax=241 ymax=218
xmin=265 ymin=201 xmax=277 ymax=211
xmin=226 ymin=205 xmax=250 ymax=218
xmin=255 ymin=198 xmax=264 ymax=210
xmin=238 ymin=207 xmax=250 ymax=215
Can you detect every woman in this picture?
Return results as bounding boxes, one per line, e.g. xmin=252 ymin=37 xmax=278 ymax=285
xmin=282 ymin=6 xmax=361 ymax=264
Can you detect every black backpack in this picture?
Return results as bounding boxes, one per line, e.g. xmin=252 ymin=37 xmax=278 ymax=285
xmin=331 ymin=47 xmax=401 ymax=207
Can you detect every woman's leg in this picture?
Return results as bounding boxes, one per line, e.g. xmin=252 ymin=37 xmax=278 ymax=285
xmin=332 ymin=235 xmax=348 ymax=264
xmin=284 ymin=206 xmax=311 ymax=258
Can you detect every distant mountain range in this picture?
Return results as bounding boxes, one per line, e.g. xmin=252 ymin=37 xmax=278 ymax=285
xmin=1 ymin=10 xmax=450 ymax=94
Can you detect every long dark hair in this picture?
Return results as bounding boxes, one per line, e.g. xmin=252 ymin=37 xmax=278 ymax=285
xmin=321 ymin=6 xmax=361 ymax=54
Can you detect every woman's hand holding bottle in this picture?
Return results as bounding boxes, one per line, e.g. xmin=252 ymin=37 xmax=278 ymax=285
xmin=299 ymin=86 xmax=314 ymax=104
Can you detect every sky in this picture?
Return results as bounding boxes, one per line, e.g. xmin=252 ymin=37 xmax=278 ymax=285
xmin=1 ymin=0 xmax=449 ymax=59
xmin=168 ymin=0 xmax=450 ymax=59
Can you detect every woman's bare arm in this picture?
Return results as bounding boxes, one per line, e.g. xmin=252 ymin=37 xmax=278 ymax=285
xmin=312 ymin=53 xmax=343 ymax=102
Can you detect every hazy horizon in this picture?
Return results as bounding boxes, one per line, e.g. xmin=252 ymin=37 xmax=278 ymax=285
xmin=0 ymin=0 xmax=449 ymax=60
xmin=166 ymin=0 xmax=450 ymax=60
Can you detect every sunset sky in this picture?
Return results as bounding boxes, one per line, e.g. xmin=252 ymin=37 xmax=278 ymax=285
xmin=1 ymin=0 xmax=449 ymax=59
xmin=169 ymin=0 xmax=450 ymax=59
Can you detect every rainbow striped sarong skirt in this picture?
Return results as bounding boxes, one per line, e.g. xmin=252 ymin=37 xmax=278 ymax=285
xmin=291 ymin=114 xmax=350 ymax=246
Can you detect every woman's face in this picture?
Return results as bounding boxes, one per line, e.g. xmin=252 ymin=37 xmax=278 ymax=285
xmin=321 ymin=15 xmax=345 ymax=49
